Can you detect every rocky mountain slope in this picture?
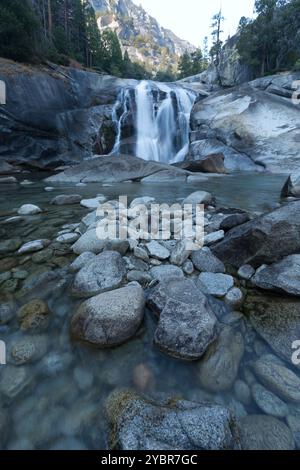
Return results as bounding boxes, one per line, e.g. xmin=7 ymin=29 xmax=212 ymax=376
xmin=90 ymin=0 xmax=195 ymax=73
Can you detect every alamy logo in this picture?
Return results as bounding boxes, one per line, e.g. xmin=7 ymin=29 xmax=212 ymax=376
xmin=0 ymin=340 xmax=6 ymax=365
xmin=96 ymin=196 xmax=204 ymax=250
xmin=0 ymin=80 xmax=6 ymax=105
xmin=292 ymin=340 xmax=300 ymax=366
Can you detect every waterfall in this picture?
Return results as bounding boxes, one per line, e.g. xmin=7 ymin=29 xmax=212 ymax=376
xmin=111 ymin=80 xmax=196 ymax=164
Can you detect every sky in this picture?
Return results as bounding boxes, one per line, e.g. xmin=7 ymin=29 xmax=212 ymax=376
xmin=132 ymin=0 xmax=256 ymax=47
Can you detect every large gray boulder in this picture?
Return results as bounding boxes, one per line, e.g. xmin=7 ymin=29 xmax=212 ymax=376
xmin=252 ymin=255 xmax=300 ymax=296
xmin=154 ymin=297 xmax=218 ymax=361
xmin=46 ymin=154 xmax=189 ymax=184
xmin=72 ymin=251 xmax=126 ymax=297
xmin=106 ymin=390 xmax=241 ymax=450
xmin=190 ymin=72 xmax=300 ymax=172
xmin=148 ymin=278 xmax=219 ymax=360
xmin=148 ymin=278 xmax=214 ymax=317
xmin=71 ymin=283 xmax=145 ymax=347
xmin=212 ymin=201 xmax=300 ymax=268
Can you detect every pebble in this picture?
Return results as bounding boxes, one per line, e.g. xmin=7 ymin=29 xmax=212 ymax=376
xmin=238 ymin=264 xmax=255 ymax=280
xmin=204 ymin=230 xmax=224 ymax=246
xmin=18 ymin=239 xmax=50 ymax=254
xmin=17 ymin=204 xmax=42 ymax=215
xmin=56 ymin=233 xmax=79 ymax=244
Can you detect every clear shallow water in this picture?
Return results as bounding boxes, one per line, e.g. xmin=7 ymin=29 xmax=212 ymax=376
xmin=0 ymin=172 xmax=287 ymax=215
xmin=0 ymin=172 xmax=298 ymax=450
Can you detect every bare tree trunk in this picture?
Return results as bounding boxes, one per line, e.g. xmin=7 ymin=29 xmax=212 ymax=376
xmin=47 ymin=0 xmax=53 ymax=41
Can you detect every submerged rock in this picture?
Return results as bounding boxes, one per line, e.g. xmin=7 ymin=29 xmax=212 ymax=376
xmin=17 ymin=299 xmax=50 ymax=333
xmin=0 ymin=238 xmax=22 ymax=254
xmin=198 ymin=326 xmax=244 ymax=392
xmin=106 ymin=390 xmax=241 ymax=450
xmin=286 ymin=415 xmax=300 ymax=449
xmin=0 ymin=366 xmax=33 ymax=400
xmin=10 ymin=335 xmax=49 ymax=365
xmin=71 ymin=283 xmax=145 ymax=347
xmin=132 ymin=364 xmax=155 ymax=392
xmin=0 ymin=410 xmax=9 ymax=448
xmin=0 ymin=299 xmax=15 ymax=325
xmin=213 ymin=201 xmax=300 ymax=268
xmin=253 ymin=357 xmax=300 ymax=403
xmin=251 ymin=383 xmax=289 ymax=418
xmin=18 ymin=239 xmax=50 ymax=254
xmin=72 ymin=251 xmax=126 ymax=297
xmin=50 ymin=194 xmax=82 ymax=206
xmin=245 ymin=292 xmax=300 ymax=367
xmin=239 ymin=415 xmax=295 ymax=450
xmin=252 ymin=255 xmax=300 ymax=296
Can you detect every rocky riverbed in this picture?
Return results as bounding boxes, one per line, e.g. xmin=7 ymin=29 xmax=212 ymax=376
xmin=0 ymin=161 xmax=300 ymax=450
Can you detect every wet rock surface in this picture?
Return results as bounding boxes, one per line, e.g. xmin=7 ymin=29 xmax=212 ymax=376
xmin=213 ymin=201 xmax=300 ymax=267
xmin=72 ymin=251 xmax=126 ymax=297
xmin=252 ymin=255 xmax=300 ymax=296
xmin=71 ymin=283 xmax=145 ymax=347
xmin=154 ymin=296 xmax=218 ymax=361
xmin=245 ymin=292 xmax=300 ymax=366
xmin=239 ymin=415 xmax=295 ymax=450
xmin=106 ymin=390 xmax=241 ymax=450
xmin=198 ymin=326 xmax=244 ymax=392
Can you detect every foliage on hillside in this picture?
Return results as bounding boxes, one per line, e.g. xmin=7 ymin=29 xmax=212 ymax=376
xmin=237 ymin=0 xmax=300 ymax=77
xmin=0 ymin=0 xmax=150 ymax=78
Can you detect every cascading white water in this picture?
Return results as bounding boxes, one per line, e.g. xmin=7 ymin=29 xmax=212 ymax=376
xmin=111 ymin=80 xmax=196 ymax=163
xmin=111 ymin=87 xmax=132 ymax=155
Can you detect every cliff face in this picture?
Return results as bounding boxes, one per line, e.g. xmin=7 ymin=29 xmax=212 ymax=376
xmin=189 ymin=71 xmax=300 ymax=173
xmin=0 ymin=59 xmax=136 ymax=168
xmin=90 ymin=0 xmax=195 ymax=73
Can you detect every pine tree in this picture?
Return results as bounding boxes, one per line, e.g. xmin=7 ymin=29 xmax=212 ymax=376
xmin=210 ymin=9 xmax=224 ymax=70
xmin=0 ymin=0 xmax=39 ymax=61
